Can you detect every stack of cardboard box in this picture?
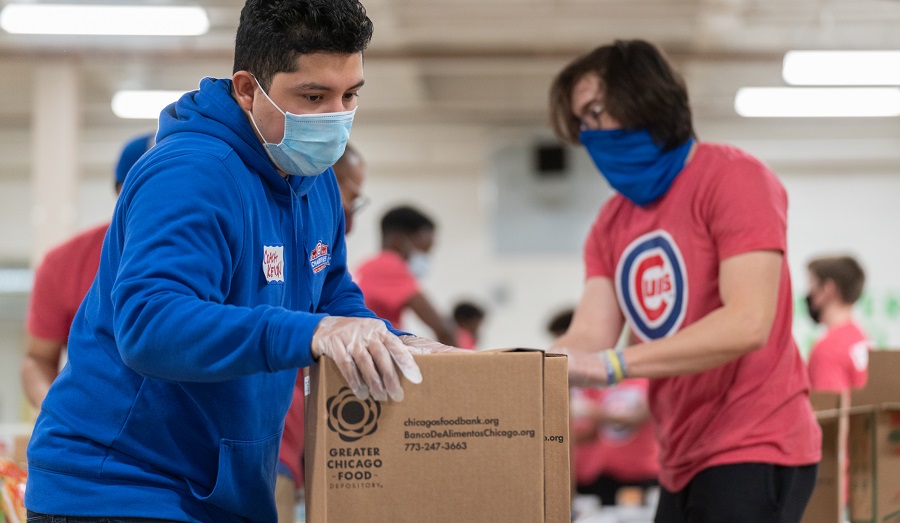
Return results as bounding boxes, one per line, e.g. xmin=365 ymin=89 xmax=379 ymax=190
xmin=803 ymin=350 xmax=900 ymax=523
xmin=848 ymin=350 xmax=900 ymax=523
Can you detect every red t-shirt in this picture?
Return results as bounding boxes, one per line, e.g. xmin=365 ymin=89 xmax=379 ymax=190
xmin=584 ymin=142 xmax=821 ymax=492
xmin=808 ymin=321 xmax=869 ymax=392
xmin=278 ymin=372 xmax=305 ymax=487
xmin=354 ymin=251 xmax=420 ymax=329
xmin=571 ymin=380 xmax=659 ymax=485
xmin=456 ymin=328 xmax=477 ymax=350
xmin=26 ymin=222 xmax=109 ymax=340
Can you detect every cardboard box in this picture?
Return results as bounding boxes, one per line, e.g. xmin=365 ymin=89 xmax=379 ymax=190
xmin=847 ymin=350 xmax=900 ymax=523
xmin=0 ymin=423 xmax=32 ymax=468
xmin=851 ymin=350 xmax=900 ymax=408
xmin=802 ymin=392 xmax=847 ymax=523
xmin=847 ymin=405 xmax=900 ymax=523
xmin=304 ymin=349 xmax=570 ymax=523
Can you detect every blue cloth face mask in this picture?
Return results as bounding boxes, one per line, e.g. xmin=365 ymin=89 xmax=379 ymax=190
xmin=580 ymin=128 xmax=694 ymax=206
xmin=248 ymin=76 xmax=356 ymax=177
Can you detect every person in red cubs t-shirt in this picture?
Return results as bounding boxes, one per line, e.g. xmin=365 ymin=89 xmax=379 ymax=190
xmin=805 ymin=255 xmax=870 ymax=392
xmin=547 ymin=40 xmax=821 ymax=523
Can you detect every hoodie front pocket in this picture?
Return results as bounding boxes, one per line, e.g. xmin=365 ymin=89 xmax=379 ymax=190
xmin=187 ymin=431 xmax=281 ymax=521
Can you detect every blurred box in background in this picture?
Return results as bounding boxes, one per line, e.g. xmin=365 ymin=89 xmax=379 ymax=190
xmin=849 ymin=350 xmax=900 ymax=523
xmin=0 ymin=424 xmax=31 ymax=468
xmin=803 ymin=391 xmax=847 ymax=523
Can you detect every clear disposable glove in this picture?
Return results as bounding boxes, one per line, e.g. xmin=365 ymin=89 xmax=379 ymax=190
xmin=550 ymin=347 xmax=609 ymax=388
xmin=399 ymin=335 xmax=469 ymax=355
xmin=311 ymin=316 xmax=423 ymax=402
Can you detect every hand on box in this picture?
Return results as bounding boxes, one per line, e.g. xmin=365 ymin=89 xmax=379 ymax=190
xmin=399 ymin=335 xmax=468 ymax=354
xmin=551 ymin=348 xmax=609 ymax=388
xmin=311 ymin=316 xmax=423 ymax=402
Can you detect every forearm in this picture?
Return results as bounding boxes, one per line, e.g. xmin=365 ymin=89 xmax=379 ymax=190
xmin=407 ymin=293 xmax=458 ymax=346
xmin=623 ymin=303 xmax=770 ymax=379
xmin=21 ymin=356 xmax=57 ymax=407
xmin=432 ymin=323 xmax=457 ymax=347
xmin=115 ymin=291 xmax=323 ymax=381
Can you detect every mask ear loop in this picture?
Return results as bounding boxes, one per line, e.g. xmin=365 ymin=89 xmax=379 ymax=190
xmin=251 ymin=74 xmax=287 ymax=116
xmin=245 ymin=74 xmax=284 ymax=147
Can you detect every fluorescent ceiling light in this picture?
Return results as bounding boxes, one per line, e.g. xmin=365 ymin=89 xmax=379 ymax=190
xmin=112 ymin=90 xmax=184 ymax=120
xmin=0 ymin=4 xmax=209 ymax=36
xmin=783 ymin=51 xmax=900 ymax=86
xmin=0 ymin=269 xmax=33 ymax=293
xmin=734 ymin=87 xmax=900 ymax=117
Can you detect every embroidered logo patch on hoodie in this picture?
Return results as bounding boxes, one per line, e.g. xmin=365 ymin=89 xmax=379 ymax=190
xmin=310 ymin=241 xmax=331 ymax=274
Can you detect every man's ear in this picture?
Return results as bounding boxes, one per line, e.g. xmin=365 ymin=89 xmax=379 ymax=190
xmin=232 ymin=71 xmax=257 ymax=112
xmin=822 ymin=278 xmax=840 ymax=302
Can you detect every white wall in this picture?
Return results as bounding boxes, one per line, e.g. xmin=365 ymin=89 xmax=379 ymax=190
xmin=781 ymin=171 xmax=900 ymax=353
xmin=343 ymin=123 xmax=900 ymax=354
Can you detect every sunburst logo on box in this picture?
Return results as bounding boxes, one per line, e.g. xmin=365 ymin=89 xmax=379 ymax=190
xmin=326 ymin=387 xmax=382 ymax=442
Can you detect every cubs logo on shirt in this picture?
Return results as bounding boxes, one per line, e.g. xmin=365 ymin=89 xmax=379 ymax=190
xmin=615 ymin=230 xmax=687 ymax=342
xmin=309 ymin=241 xmax=331 ymax=274
xmin=263 ymin=245 xmax=285 ymax=284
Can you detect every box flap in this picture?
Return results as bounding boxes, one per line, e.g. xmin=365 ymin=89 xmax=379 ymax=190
xmin=851 ymin=350 xmax=900 ymax=406
xmin=810 ymin=391 xmax=845 ymax=412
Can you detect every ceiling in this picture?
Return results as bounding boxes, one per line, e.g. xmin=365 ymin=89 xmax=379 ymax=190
xmin=0 ymin=0 xmax=899 ymax=180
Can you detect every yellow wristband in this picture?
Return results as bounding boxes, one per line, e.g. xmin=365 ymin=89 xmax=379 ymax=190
xmin=605 ymin=349 xmax=624 ymax=383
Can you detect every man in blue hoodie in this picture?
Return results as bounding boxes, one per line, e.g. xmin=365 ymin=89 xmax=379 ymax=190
xmin=25 ymin=1 xmax=439 ymax=521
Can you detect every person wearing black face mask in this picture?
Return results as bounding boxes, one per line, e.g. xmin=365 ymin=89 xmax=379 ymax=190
xmin=547 ymin=39 xmax=820 ymax=523
xmin=805 ymin=254 xmax=870 ymax=515
xmin=805 ymin=255 xmax=870 ymax=393
xmin=805 ymin=293 xmax=823 ymax=324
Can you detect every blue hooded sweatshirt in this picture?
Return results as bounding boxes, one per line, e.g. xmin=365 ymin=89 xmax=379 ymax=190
xmin=26 ymin=77 xmax=399 ymax=522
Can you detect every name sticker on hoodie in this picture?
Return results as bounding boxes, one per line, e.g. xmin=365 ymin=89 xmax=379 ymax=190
xmin=263 ymin=245 xmax=285 ymax=284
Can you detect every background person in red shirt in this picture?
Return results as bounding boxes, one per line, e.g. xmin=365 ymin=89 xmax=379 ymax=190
xmin=452 ymin=301 xmax=485 ymax=350
xmin=548 ymin=309 xmax=659 ymax=508
xmin=355 ymin=205 xmax=457 ymax=345
xmin=806 ymin=255 xmax=869 ymax=511
xmin=21 ymin=132 xmax=154 ymax=409
xmin=805 ymin=254 xmax=870 ymax=393
xmin=548 ymin=40 xmax=821 ymax=523
xmin=274 ymin=142 xmax=371 ymax=523
xmin=333 ymin=142 xmax=369 ymax=236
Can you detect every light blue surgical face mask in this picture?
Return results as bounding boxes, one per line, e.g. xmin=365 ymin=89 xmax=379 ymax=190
xmin=407 ymin=250 xmax=431 ymax=279
xmin=247 ymin=76 xmax=356 ymax=177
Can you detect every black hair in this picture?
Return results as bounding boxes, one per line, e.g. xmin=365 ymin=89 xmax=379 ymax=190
xmin=453 ymin=302 xmax=485 ymax=324
xmin=546 ymin=308 xmax=574 ymax=338
xmin=233 ymin=0 xmax=374 ymax=91
xmin=380 ymin=205 xmax=435 ymax=237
